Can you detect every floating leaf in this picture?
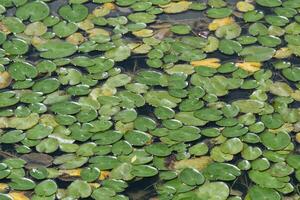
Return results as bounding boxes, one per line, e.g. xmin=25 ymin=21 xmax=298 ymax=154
xmin=239 ymin=46 xmax=275 ymax=62
xmin=37 ymin=40 xmax=77 ymax=59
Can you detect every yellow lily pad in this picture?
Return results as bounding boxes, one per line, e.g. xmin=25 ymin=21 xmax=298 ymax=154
xmin=8 ymin=113 xmax=39 ymax=130
xmin=66 ymin=32 xmax=86 ymax=45
xmin=274 ymin=47 xmax=292 ymax=59
xmin=236 ymin=1 xmax=255 ymax=12
xmin=87 ymin=28 xmax=110 ymax=37
xmin=0 ymin=71 xmax=12 ymax=89
xmin=173 ymin=156 xmax=213 ymax=170
xmin=190 ymin=58 xmax=221 ymax=68
xmin=8 ymin=192 xmax=30 ymax=200
xmin=208 ymin=17 xmax=234 ymax=31
xmin=0 ymin=183 xmax=9 ymax=192
xmin=24 ymin=22 xmax=47 ymax=36
xmin=132 ymin=29 xmax=154 ymax=38
xmin=296 ymin=133 xmax=300 ymax=143
xmin=77 ymin=19 xmax=94 ymax=31
xmin=236 ymin=62 xmax=262 ymax=72
xmin=162 ymin=1 xmax=192 ymax=14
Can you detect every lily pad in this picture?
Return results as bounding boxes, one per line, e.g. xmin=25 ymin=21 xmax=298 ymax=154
xmin=34 ymin=180 xmax=57 ymax=196
xmin=37 ymin=40 xmax=77 ymax=59
xmin=16 ymin=1 xmax=50 ymax=22
xmin=256 ymin=0 xmax=282 ymax=7
xmin=196 ymin=182 xmax=229 ymax=200
xmin=203 ymin=163 xmax=241 ymax=181
xmin=261 ymin=131 xmax=291 ymax=150
xmin=248 ymin=185 xmax=281 ymax=200
xmin=59 ymin=4 xmax=88 ymax=22
xmin=239 ymin=46 xmax=275 ymax=62
xmin=105 ymin=46 xmax=131 ymax=62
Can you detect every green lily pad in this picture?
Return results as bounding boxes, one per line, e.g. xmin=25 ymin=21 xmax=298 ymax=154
xmin=9 ymin=61 xmax=38 ymax=81
xmin=9 ymin=177 xmax=36 ymax=190
xmin=34 ymin=179 xmax=57 ymax=196
xmin=232 ymin=99 xmax=264 ymax=113
xmin=282 ymin=67 xmax=300 ymax=82
xmin=131 ymin=165 xmax=158 ymax=177
xmin=3 ymin=38 xmax=28 ymax=55
xmin=58 ymin=4 xmax=88 ymax=22
xmin=196 ymin=182 xmax=229 ymax=200
xmin=53 ymin=21 xmax=78 ymax=38
xmin=261 ymin=131 xmax=291 ymax=150
xmin=249 ymin=170 xmax=285 ymax=188
xmin=171 ymin=24 xmax=191 ymax=35
xmin=145 ymin=143 xmax=171 ymax=157
xmin=26 ymin=124 xmax=53 ymax=140
xmin=220 ymin=138 xmax=243 ymax=154
xmin=92 ymin=130 xmax=123 ymax=145
xmin=128 ymin=12 xmax=156 ymax=23
xmin=216 ymin=23 xmax=242 ymax=39
xmin=80 ymin=167 xmax=100 ymax=182
xmin=16 ymin=1 xmax=49 ymax=22
xmin=241 ymin=145 xmax=262 ymax=160
xmin=37 ymin=40 xmax=77 ymax=59
xmin=67 ymin=180 xmax=92 ymax=198
xmin=194 ymin=108 xmax=222 ymax=121
xmin=105 ymin=46 xmax=131 ymax=62
xmin=33 ymin=78 xmax=60 ymax=94
xmin=145 ymin=90 xmax=181 ymax=108
xmin=168 ymin=126 xmax=200 ymax=142
xmin=219 ymin=39 xmax=242 ymax=55
xmin=179 ymin=168 xmax=205 ymax=186
xmin=36 ymin=138 xmax=59 ymax=153
xmin=50 ymin=101 xmax=81 ymax=115
xmin=89 ymin=155 xmax=121 ymax=170
xmin=239 ymin=46 xmax=275 ymax=62
xmin=0 ymin=130 xmax=25 ymax=144
xmin=256 ymin=0 xmax=282 ymax=7
xmin=286 ymin=154 xmax=300 ymax=169
xmin=2 ymin=17 xmax=25 ymax=33
xmin=106 ymin=74 xmax=132 ymax=88
xmin=207 ymin=7 xmax=232 ymax=18
xmin=203 ymin=162 xmax=241 ymax=181
xmin=124 ymin=130 xmax=151 ymax=146
xmin=270 ymin=162 xmax=294 ymax=177
xmin=248 ymin=185 xmax=281 ymax=200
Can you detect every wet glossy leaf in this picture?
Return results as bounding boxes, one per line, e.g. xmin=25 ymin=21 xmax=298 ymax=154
xmin=105 ymin=46 xmax=131 ymax=62
xmin=16 ymin=1 xmax=49 ymax=22
xmin=256 ymin=0 xmax=282 ymax=7
xmin=232 ymin=99 xmax=264 ymax=113
xmin=131 ymin=165 xmax=158 ymax=177
xmin=239 ymin=46 xmax=275 ymax=62
xmin=248 ymin=185 xmax=281 ymax=200
xmin=207 ymin=8 xmax=232 ymax=18
xmin=261 ymin=131 xmax=291 ymax=150
xmin=249 ymin=170 xmax=285 ymax=188
xmin=67 ymin=180 xmax=92 ymax=198
xmin=9 ymin=177 xmax=36 ymax=190
xmin=59 ymin=4 xmax=88 ymax=22
xmin=34 ymin=180 xmax=57 ymax=196
xmin=204 ymin=162 xmax=241 ymax=181
xmin=196 ymin=182 xmax=229 ymax=200
xmin=3 ymin=38 xmax=28 ymax=55
xmin=37 ymin=40 xmax=77 ymax=59
xmin=179 ymin=168 xmax=205 ymax=186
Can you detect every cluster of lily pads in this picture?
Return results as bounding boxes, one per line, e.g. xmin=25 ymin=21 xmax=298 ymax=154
xmin=0 ymin=0 xmax=299 ymax=199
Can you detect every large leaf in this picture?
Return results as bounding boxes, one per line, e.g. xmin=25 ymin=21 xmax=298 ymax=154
xmin=239 ymin=46 xmax=275 ymax=61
